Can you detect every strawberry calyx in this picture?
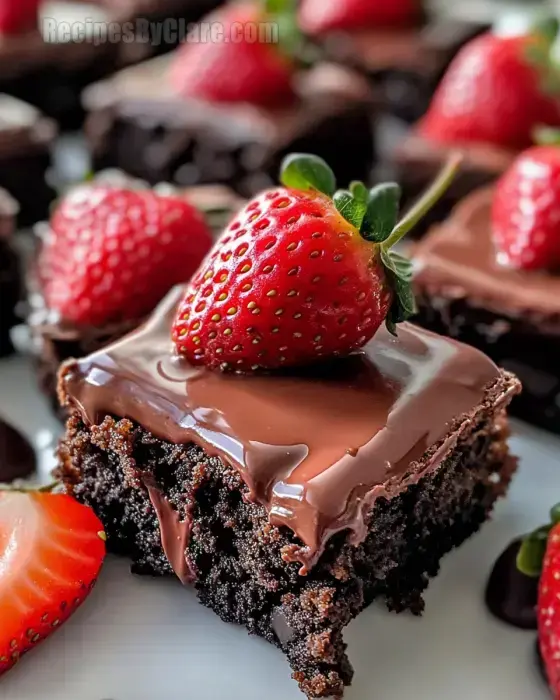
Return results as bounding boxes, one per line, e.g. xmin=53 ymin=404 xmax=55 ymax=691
xmin=533 ymin=124 xmax=560 ymax=145
xmin=279 ymin=152 xmax=461 ymax=334
xmin=517 ymin=503 xmax=560 ymax=577
xmin=262 ymin=0 xmax=317 ymax=66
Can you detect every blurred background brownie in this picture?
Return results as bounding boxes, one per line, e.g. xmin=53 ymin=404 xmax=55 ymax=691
xmin=413 ymin=187 xmax=560 ymax=434
xmin=0 ymin=2 xmax=125 ymax=130
xmin=315 ymin=16 xmax=486 ymax=123
xmin=83 ymin=56 xmax=376 ymax=196
xmin=86 ymin=0 xmax=224 ymax=56
xmin=0 ymin=95 xmax=56 ymax=227
xmin=0 ymin=189 xmax=22 ymax=357
xmin=28 ymin=174 xmax=243 ymax=418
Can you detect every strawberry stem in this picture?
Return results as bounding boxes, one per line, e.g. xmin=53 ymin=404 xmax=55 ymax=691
xmin=381 ymin=153 xmax=463 ymax=251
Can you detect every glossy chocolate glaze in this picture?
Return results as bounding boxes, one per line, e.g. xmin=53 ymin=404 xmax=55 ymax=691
xmin=414 ymin=188 xmax=560 ymax=321
xmin=0 ymin=419 xmax=36 ymax=483
xmin=485 ymin=538 xmax=538 ymax=630
xmin=60 ymin=287 xmax=518 ymax=572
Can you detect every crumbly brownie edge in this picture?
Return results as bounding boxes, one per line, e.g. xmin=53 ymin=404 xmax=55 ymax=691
xmin=56 ymin=372 xmax=518 ymax=698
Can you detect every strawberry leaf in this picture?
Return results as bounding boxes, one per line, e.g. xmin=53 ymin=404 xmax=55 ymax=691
xmin=361 ymin=183 xmax=401 ymax=243
xmin=350 ymin=181 xmax=369 ymax=202
xmin=280 ymin=154 xmax=337 ymax=197
xmin=533 ymin=124 xmax=560 ymax=146
xmin=333 ymin=190 xmax=368 ymax=230
xmin=517 ymin=525 xmax=552 ymax=577
xmin=380 ymin=249 xmax=416 ymax=335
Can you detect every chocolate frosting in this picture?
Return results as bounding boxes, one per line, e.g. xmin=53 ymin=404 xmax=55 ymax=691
xmin=413 ymin=187 xmax=560 ymax=322
xmin=60 ymin=287 xmax=517 ymax=573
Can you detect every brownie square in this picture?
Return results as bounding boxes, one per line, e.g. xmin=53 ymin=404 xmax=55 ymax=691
xmin=56 ymin=287 xmax=520 ymax=698
xmin=0 ymin=95 xmax=57 ymax=227
xmin=413 ymin=186 xmax=560 ymax=433
xmin=323 ymin=17 xmax=486 ymax=122
xmin=83 ymin=56 xmax=377 ymax=196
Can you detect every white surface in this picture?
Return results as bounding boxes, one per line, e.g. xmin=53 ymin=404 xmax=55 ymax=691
xmin=0 ymin=352 xmax=554 ymax=700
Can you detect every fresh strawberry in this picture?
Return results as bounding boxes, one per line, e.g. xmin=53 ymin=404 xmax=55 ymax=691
xmin=539 ymin=523 xmax=560 ymax=698
xmin=38 ymin=184 xmax=213 ymax=327
xmin=299 ymin=0 xmax=420 ymax=34
xmin=0 ymin=0 xmax=40 ymax=35
xmin=491 ymin=144 xmax=560 ymax=270
xmin=518 ymin=505 xmax=560 ymax=698
xmin=172 ymin=152 xmax=459 ymax=371
xmin=418 ymin=33 xmax=560 ymax=151
xmin=170 ymin=2 xmax=297 ymax=106
xmin=0 ymin=490 xmax=106 ymax=676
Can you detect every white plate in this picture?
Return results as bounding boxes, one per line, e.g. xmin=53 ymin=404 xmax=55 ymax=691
xmin=0 ymin=353 xmax=553 ymax=700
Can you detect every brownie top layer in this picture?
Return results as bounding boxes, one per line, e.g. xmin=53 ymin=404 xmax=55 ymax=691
xmin=0 ymin=95 xmax=56 ymax=157
xmin=83 ymin=55 xmax=374 ymax=145
xmin=60 ymin=286 xmax=519 ymax=570
xmin=414 ymin=187 xmax=560 ymax=320
xmin=0 ymin=187 xmax=18 ymax=240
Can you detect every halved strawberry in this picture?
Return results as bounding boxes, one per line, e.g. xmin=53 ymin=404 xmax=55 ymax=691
xmin=0 ymin=491 xmax=106 ymax=676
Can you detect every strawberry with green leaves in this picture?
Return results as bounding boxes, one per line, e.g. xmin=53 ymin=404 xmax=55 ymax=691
xmin=0 ymin=489 xmax=106 ymax=677
xmin=170 ymin=0 xmax=305 ymax=107
xmin=419 ymin=32 xmax=560 ymax=151
xmin=172 ymin=152 xmax=459 ymax=372
xmin=518 ymin=505 xmax=560 ymax=698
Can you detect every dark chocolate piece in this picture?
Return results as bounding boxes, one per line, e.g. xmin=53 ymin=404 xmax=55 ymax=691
xmin=485 ymin=538 xmax=538 ymax=630
xmin=83 ymin=58 xmax=376 ymax=196
xmin=0 ymin=419 xmax=36 ymax=483
xmin=413 ymin=186 xmax=560 ymax=432
xmin=56 ymin=287 xmax=520 ymax=698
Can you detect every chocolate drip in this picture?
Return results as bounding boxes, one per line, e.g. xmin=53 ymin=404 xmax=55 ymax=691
xmin=60 ymin=287 xmax=518 ymax=573
xmin=0 ymin=419 xmax=36 ymax=483
xmin=485 ymin=538 xmax=538 ymax=630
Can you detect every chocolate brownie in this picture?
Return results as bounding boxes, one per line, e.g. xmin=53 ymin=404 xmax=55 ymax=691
xmin=323 ymin=17 xmax=485 ymax=122
xmin=28 ymin=179 xmax=244 ymax=418
xmin=0 ymin=95 xmax=56 ymax=227
xmin=413 ymin=186 xmax=560 ymax=433
xmin=56 ymin=286 xmax=520 ymax=698
xmin=83 ymin=57 xmax=377 ymax=196
xmin=0 ymin=188 xmax=22 ymax=357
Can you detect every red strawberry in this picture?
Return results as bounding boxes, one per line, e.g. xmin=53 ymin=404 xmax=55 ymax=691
xmin=491 ymin=145 xmax=560 ymax=271
xmin=170 ymin=3 xmax=296 ymax=106
xmin=38 ymin=184 xmax=213 ymax=327
xmin=418 ymin=33 xmax=560 ymax=151
xmin=539 ymin=523 xmax=560 ymax=698
xmin=0 ymin=490 xmax=106 ymax=676
xmin=299 ymin=0 xmax=420 ymax=34
xmin=172 ymin=152 xmax=459 ymax=371
xmin=0 ymin=0 xmax=40 ymax=35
